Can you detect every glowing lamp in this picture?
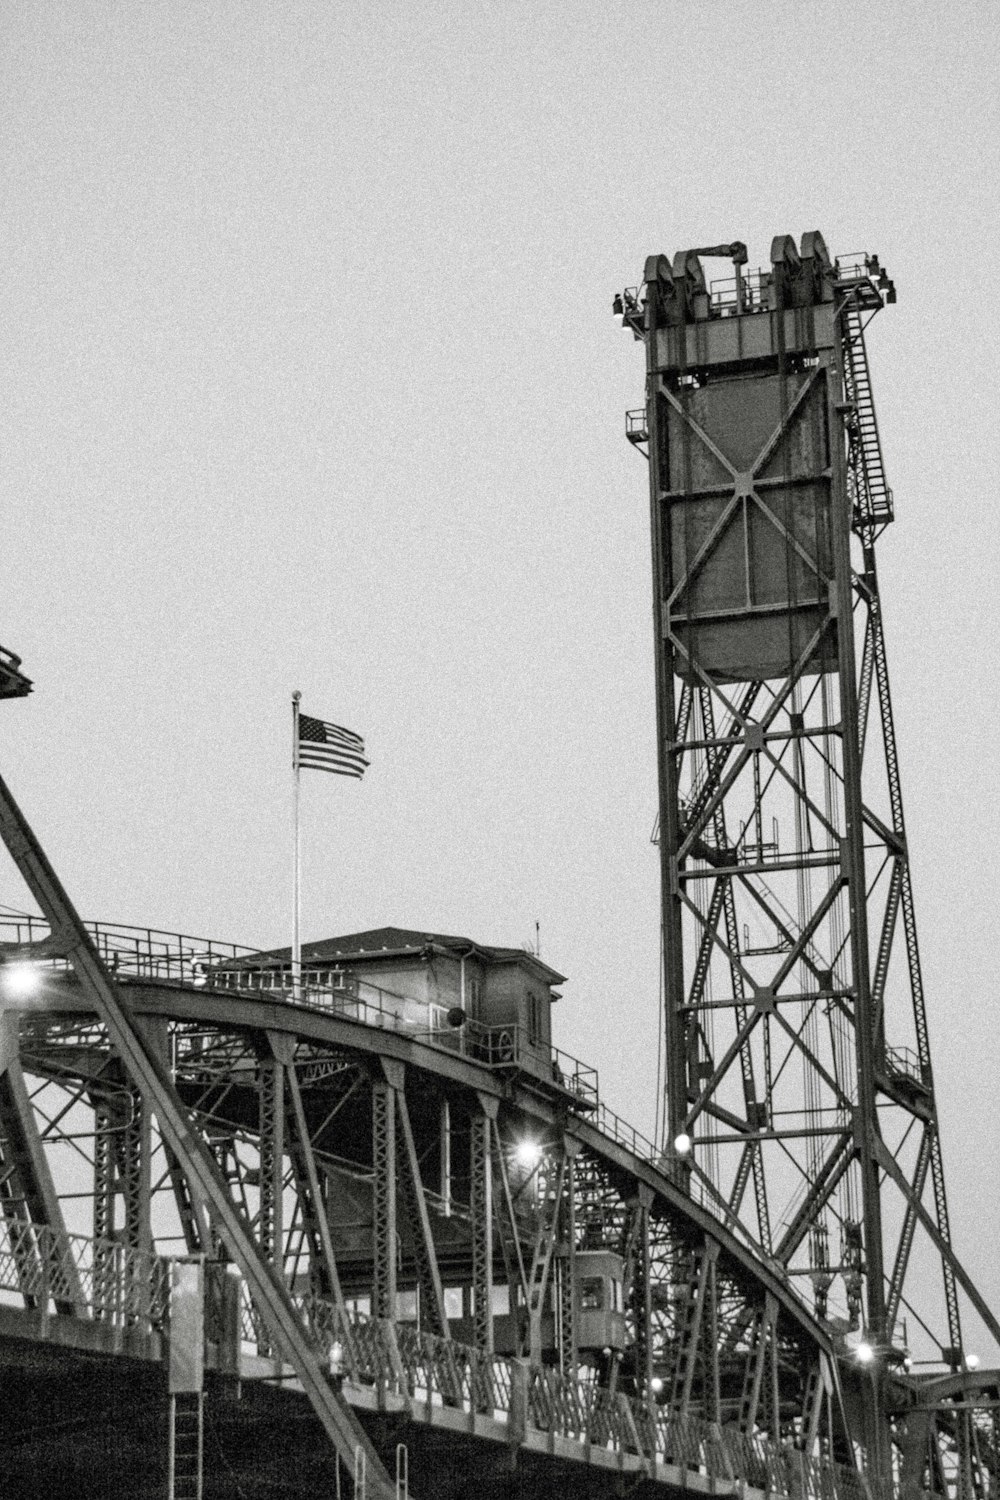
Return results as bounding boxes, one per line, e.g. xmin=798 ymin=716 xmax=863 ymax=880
xmin=515 ymin=1139 xmax=542 ymax=1171
xmin=673 ymin=1132 xmax=692 ymax=1157
xmin=1 ymin=963 xmax=40 ymax=999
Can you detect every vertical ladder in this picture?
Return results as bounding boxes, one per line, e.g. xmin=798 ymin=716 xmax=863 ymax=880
xmin=168 ymin=1392 xmax=203 ymax=1500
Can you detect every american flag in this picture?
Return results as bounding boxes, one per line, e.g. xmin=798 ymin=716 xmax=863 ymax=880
xmin=296 ymin=714 xmax=369 ymax=778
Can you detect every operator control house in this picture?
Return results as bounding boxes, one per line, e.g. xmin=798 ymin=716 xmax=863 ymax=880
xmin=220 ymin=926 xmax=565 ymax=1074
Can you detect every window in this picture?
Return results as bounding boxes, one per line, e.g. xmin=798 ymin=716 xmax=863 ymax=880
xmin=580 ymin=1277 xmax=603 ymax=1311
xmin=444 ymin=1286 xmax=464 ymax=1320
xmin=526 ymin=989 xmax=543 ymax=1046
xmin=396 ymin=1289 xmax=418 ymax=1322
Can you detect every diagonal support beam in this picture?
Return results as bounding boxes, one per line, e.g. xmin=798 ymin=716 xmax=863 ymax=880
xmin=284 ymin=1057 xmax=349 ymax=1318
xmin=0 ymin=770 xmax=399 ymax=1500
xmin=0 ymin=1016 xmax=86 ymax=1315
xmin=393 ymin=1073 xmax=449 ymax=1339
xmin=873 ymin=1136 xmax=1000 ymax=1349
xmin=774 ymin=1131 xmax=854 ymax=1265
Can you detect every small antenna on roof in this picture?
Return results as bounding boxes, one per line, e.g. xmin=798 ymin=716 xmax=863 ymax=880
xmin=535 ymin=920 xmax=540 ymax=957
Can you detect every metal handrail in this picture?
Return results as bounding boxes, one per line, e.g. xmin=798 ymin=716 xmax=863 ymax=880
xmin=0 ymin=912 xmax=259 ymax=983
xmin=273 ymin=1290 xmax=866 ymax=1498
xmin=0 ymin=1219 xmax=170 ymax=1329
xmin=0 ymin=1216 xmax=868 ymax=1495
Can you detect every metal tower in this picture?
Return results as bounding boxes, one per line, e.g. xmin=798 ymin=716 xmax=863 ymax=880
xmin=617 ymin=233 xmax=999 ymax=1475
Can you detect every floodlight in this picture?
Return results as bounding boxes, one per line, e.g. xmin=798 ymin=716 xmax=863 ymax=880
xmin=855 ymin=1341 xmax=875 ymax=1365
xmin=612 ymin=294 xmax=625 ymax=325
xmin=1 ymin=963 xmax=40 ymax=999
xmin=673 ymin=1132 xmax=692 ymax=1156
xmin=515 ymin=1139 xmax=542 ymax=1170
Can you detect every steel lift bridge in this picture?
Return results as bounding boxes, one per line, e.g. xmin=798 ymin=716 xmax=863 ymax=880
xmin=0 ymin=233 xmax=994 ymax=1500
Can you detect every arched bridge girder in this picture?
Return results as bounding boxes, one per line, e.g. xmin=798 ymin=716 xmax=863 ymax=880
xmin=0 ymin=968 xmax=858 ymax=1493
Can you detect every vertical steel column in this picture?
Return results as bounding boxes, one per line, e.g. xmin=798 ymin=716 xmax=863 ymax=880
xmin=93 ymin=1095 xmax=116 ymax=1321
xmin=767 ymin=1310 xmax=782 ymax=1443
xmin=439 ymin=1099 xmax=451 ymax=1218
xmin=258 ymin=1056 xmax=285 ymax=1269
xmin=645 ymin=278 xmax=690 ymax=1169
xmin=831 ymin=309 xmax=889 ymax=1486
xmin=702 ymin=1247 xmax=720 ymax=1423
xmin=470 ymin=1103 xmax=494 ymax=1357
xmin=371 ymin=1079 xmax=397 ymax=1322
xmin=558 ymin=1142 xmax=578 ymax=1380
xmin=122 ymin=1083 xmax=152 ymax=1324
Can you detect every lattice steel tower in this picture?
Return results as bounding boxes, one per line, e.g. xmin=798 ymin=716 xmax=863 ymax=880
xmin=617 ymin=234 xmax=999 ymax=1471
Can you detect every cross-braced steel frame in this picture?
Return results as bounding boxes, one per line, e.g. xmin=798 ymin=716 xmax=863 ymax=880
xmin=626 ymin=234 xmax=1000 ymax=1486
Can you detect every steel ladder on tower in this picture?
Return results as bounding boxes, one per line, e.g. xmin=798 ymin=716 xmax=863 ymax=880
xmin=842 ymin=300 xmax=894 ymax=531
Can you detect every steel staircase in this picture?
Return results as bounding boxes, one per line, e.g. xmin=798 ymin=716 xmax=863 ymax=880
xmin=842 ymin=301 xmax=894 ymax=532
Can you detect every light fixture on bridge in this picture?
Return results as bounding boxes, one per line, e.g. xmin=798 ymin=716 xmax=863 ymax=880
xmin=650 ymin=1376 xmax=664 ymax=1395
xmin=966 ymin=1354 xmax=981 ymax=1371
xmin=855 ymin=1340 xmax=876 ymax=1365
xmin=673 ymin=1132 xmax=692 ymax=1156
xmin=0 ymin=962 xmax=41 ymax=999
xmin=612 ymin=294 xmax=625 ymax=325
xmin=514 ymin=1138 xmax=543 ymax=1171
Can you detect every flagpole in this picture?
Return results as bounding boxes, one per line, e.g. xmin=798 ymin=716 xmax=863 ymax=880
xmin=292 ymin=690 xmax=302 ymax=1002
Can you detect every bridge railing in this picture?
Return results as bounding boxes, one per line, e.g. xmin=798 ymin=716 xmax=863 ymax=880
xmin=0 ymin=911 xmax=258 ymax=985
xmin=0 ymin=1218 xmax=170 ymax=1330
xmin=0 ymin=1226 xmax=868 ymax=1500
xmin=268 ymin=1288 xmax=868 ymax=1500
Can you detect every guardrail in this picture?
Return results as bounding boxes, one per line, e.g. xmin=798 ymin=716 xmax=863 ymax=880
xmin=0 ymin=912 xmax=258 ymax=984
xmin=884 ymin=1046 xmax=924 ymax=1085
xmin=0 ymin=1219 xmax=170 ymax=1329
xmin=0 ymin=1219 xmax=868 ymax=1497
xmin=245 ymin=1287 xmax=868 ymax=1500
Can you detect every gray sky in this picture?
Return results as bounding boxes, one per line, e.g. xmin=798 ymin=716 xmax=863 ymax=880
xmin=1 ymin=2 xmax=998 ymax=1356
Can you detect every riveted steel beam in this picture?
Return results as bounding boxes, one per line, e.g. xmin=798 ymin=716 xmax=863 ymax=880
xmin=393 ymin=1072 xmax=449 ymax=1339
xmin=0 ymin=1015 xmax=84 ymax=1314
xmin=470 ymin=1105 xmax=494 ymax=1358
xmin=258 ymin=1052 xmax=285 ymax=1270
xmin=0 ymin=770 xmax=399 ymax=1499
xmin=285 ymin=1058 xmax=347 ymax=1316
xmin=371 ymin=1077 xmax=397 ymax=1324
